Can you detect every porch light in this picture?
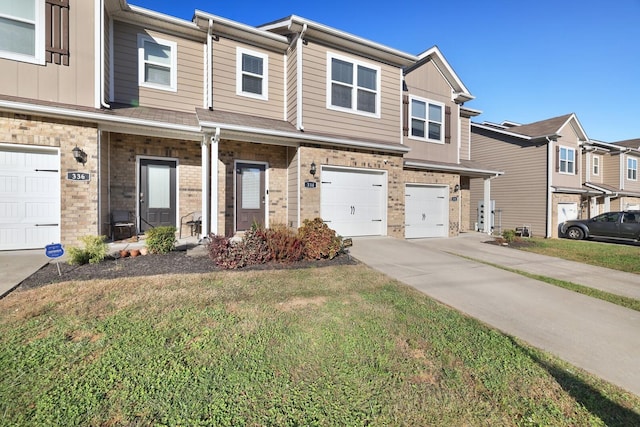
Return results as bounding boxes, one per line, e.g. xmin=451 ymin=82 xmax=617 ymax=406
xmin=453 ymin=184 xmax=460 ymax=192
xmin=72 ymin=146 xmax=87 ymax=165
xmin=310 ymin=161 xmax=316 ymax=176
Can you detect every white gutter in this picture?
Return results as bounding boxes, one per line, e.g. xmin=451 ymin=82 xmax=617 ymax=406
xmin=403 ymin=160 xmax=503 ymax=177
xmin=546 ymin=137 xmax=554 ymax=238
xmin=0 ymin=100 xmax=201 ymax=134
xmin=128 ymin=5 xmax=201 ymax=31
xmin=296 ymin=24 xmax=308 ymax=131
xmin=195 ymin=10 xmax=288 ymax=44
xmin=199 ymin=121 xmax=410 ymax=153
xmin=206 ymin=19 xmax=213 ymax=109
xmin=210 ymin=128 xmax=220 ymax=235
xmin=471 ymin=122 xmax=532 ymax=140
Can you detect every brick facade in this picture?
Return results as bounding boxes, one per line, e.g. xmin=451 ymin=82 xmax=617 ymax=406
xmin=551 ymin=193 xmax=583 ymax=238
xmin=0 ymin=112 xmax=98 ymax=247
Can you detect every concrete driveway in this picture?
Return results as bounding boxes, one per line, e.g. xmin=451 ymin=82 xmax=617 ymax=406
xmin=349 ymin=233 xmax=640 ymax=396
xmin=0 ymin=250 xmax=49 ymax=298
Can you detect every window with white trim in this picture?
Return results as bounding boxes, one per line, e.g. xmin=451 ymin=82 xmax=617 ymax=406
xmin=559 ymin=146 xmax=575 ymax=174
xmin=592 ymin=155 xmax=600 ymax=176
xmin=628 ymin=157 xmax=638 ymax=181
xmin=409 ymin=96 xmax=444 ymax=143
xmin=138 ymin=34 xmax=177 ymax=92
xmin=327 ymin=53 xmax=380 ymax=117
xmin=236 ymin=47 xmax=268 ymax=100
xmin=0 ymin=0 xmax=45 ymax=64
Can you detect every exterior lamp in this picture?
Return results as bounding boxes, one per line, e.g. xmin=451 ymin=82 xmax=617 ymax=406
xmin=453 ymin=184 xmax=460 ymax=192
xmin=72 ymin=146 xmax=87 ymax=165
xmin=310 ymin=161 xmax=316 ymax=176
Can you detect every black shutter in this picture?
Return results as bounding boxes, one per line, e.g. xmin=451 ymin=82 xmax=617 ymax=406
xmin=402 ymin=95 xmax=409 ymax=137
xmin=444 ymin=105 xmax=451 ymax=144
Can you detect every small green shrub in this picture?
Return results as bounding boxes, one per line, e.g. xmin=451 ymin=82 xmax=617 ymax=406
xmin=298 ymin=218 xmax=343 ymax=260
xmin=262 ymin=224 xmax=304 ymax=263
xmin=145 ymin=226 xmax=177 ymax=254
xmin=67 ymin=235 xmax=108 ymax=265
xmin=502 ymin=229 xmax=517 ymax=243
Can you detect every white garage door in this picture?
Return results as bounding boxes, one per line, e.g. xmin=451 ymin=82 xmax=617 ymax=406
xmin=557 ymin=202 xmax=578 ymax=225
xmin=405 ymin=184 xmax=449 ymax=238
xmin=320 ymin=167 xmax=386 ymax=237
xmin=0 ymin=146 xmax=60 ymax=250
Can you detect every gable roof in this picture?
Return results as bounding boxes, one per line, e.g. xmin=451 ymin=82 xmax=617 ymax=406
xmin=473 ymin=113 xmax=588 ymax=142
xmin=612 ymin=138 xmax=640 ymax=152
xmin=405 ymin=46 xmax=473 ymax=103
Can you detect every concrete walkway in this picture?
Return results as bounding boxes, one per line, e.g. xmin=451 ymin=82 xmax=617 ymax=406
xmin=349 ymin=233 xmax=640 ymax=396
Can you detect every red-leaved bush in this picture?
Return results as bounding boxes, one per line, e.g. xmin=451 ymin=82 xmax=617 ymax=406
xmin=298 ymin=218 xmax=343 ymax=260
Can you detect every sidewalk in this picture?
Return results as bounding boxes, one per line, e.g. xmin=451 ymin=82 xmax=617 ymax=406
xmin=349 ymin=234 xmax=640 ymax=396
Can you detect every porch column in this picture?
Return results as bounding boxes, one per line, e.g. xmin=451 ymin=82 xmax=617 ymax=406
xmin=201 ymin=136 xmax=210 ymax=237
xmin=210 ymin=128 xmax=220 ymax=235
xmin=483 ymin=177 xmax=492 ymax=234
xmin=604 ymin=196 xmax=611 ymax=213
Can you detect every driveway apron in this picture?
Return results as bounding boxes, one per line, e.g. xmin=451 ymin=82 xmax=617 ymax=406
xmin=349 ymin=235 xmax=640 ymax=396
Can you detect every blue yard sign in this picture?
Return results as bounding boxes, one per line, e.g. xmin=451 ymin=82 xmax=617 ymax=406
xmin=45 ymin=243 xmax=65 ymax=259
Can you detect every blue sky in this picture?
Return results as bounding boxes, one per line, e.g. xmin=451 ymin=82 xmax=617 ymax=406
xmin=130 ymin=0 xmax=640 ymax=142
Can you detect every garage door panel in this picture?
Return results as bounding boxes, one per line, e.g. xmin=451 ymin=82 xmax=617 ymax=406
xmin=321 ymin=168 xmax=386 ymax=237
xmin=0 ymin=147 xmax=60 ymax=250
xmin=405 ymin=185 xmax=448 ymax=238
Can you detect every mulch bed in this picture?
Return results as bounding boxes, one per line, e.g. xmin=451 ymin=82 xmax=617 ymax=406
xmin=17 ymin=249 xmax=358 ymax=292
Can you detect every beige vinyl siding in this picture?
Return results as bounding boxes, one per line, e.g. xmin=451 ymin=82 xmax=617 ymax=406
xmin=460 ymin=116 xmax=470 ymax=161
xmin=0 ymin=0 xmax=95 ymax=107
xmin=602 ymin=153 xmax=620 ymax=189
xmin=211 ymin=38 xmax=285 ymax=120
xmin=286 ymin=47 xmax=298 ymax=126
xmin=287 ymin=147 xmax=299 ymax=228
xmin=112 ymin=22 xmax=204 ymax=112
xmin=470 ymin=128 xmax=548 ymax=236
xmin=299 ymin=41 xmax=401 ymax=142
xmin=551 ymin=126 xmax=582 ymax=189
xmin=404 ymin=61 xmax=459 ymax=163
xmin=585 ymin=152 xmax=604 ymax=184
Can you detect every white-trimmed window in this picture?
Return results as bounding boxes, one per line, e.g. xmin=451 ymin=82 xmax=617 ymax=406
xmin=559 ymin=146 xmax=575 ymax=174
xmin=410 ymin=96 xmax=444 ymax=143
xmin=236 ymin=47 xmax=268 ymax=100
xmin=138 ymin=34 xmax=177 ymax=92
xmin=0 ymin=0 xmax=45 ymax=64
xmin=592 ymin=155 xmax=600 ymax=176
xmin=327 ymin=53 xmax=380 ymax=117
xmin=628 ymin=157 xmax=638 ymax=181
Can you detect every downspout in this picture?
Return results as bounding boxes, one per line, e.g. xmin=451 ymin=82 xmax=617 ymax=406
xmin=295 ymin=23 xmax=308 ymax=131
xmin=546 ymin=137 xmax=554 ymax=238
xmin=209 ymin=127 xmax=220 ymax=235
xmin=201 ymin=134 xmax=210 ymax=237
xmin=98 ymin=0 xmax=110 ymax=109
xmin=207 ymin=19 xmax=213 ymax=109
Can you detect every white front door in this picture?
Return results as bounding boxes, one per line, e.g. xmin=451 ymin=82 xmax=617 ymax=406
xmin=405 ymin=184 xmax=449 ymax=238
xmin=0 ymin=146 xmax=60 ymax=250
xmin=557 ymin=202 xmax=578 ymax=225
xmin=320 ymin=167 xmax=386 ymax=237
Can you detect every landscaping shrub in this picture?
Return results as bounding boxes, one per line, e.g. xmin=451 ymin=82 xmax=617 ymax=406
xmin=298 ymin=218 xmax=343 ymax=260
xmin=145 ymin=226 xmax=177 ymax=254
xmin=67 ymin=235 xmax=108 ymax=265
xmin=207 ymin=234 xmax=246 ymax=269
xmin=262 ymin=224 xmax=304 ymax=263
xmin=502 ymin=229 xmax=517 ymax=243
xmin=242 ymin=226 xmax=273 ymax=265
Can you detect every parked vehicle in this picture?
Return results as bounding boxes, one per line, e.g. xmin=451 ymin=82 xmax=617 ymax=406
xmin=560 ymin=211 xmax=640 ymax=241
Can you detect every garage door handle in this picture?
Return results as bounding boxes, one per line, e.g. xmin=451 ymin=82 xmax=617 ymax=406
xmin=322 ymin=181 xmax=331 ymax=184
xmin=372 ymin=219 xmax=382 ymax=222
xmin=35 ymin=169 xmax=58 ymax=172
xmin=35 ymin=224 xmax=58 ymax=227
xmin=372 ymin=184 xmax=382 ymax=187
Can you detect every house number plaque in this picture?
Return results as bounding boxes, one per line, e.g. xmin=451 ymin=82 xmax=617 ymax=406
xmin=66 ymin=172 xmax=91 ymax=181
xmin=304 ymin=181 xmax=317 ymax=188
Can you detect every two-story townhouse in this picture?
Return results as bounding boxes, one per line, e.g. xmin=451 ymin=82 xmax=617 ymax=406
xmin=470 ymin=113 xmax=589 ymax=238
xmin=0 ymin=0 xmax=496 ymax=250
xmin=580 ymin=139 xmax=640 ymax=216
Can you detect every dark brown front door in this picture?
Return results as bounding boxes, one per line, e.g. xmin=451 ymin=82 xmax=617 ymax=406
xmin=236 ymin=162 xmax=266 ymax=231
xmin=139 ymin=158 xmax=177 ymax=232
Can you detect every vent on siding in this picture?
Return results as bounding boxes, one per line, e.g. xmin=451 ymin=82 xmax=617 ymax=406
xmin=46 ymin=0 xmax=70 ymax=66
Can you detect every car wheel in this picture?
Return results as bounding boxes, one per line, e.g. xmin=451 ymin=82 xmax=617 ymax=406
xmin=566 ymin=227 xmax=585 ymax=240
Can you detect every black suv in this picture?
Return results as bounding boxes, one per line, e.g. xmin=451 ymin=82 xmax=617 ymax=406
xmin=560 ymin=211 xmax=640 ymax=241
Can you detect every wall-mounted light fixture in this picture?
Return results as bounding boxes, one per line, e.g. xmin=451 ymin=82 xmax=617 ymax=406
xmin=310 ymin=161 xmax=316 ymax=176
xmin=72 ymin=146 xmax=87 ymax=165
xmin=453 ymin=184 xmax=460 ymax=192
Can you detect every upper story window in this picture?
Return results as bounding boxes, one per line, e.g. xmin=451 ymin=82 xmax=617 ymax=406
xmin=138 ymin=34 xmax=177 ymax=92
xmin=0 ymin=0 xmax=45 ymax=64
xmin=592 ymin=155 xmax=600 ymax=176
xmin=628 ymin=157 xmax=638 ymax=181
xmin=236 ymin=47 xmax=268 ymax=100
xmin=410 ymin=96 xmax=444 ymax=143
xmin=559 ymin=146 xmax=576 ymax=174
xmin=327 ymin=53 xmax=380 ymax=117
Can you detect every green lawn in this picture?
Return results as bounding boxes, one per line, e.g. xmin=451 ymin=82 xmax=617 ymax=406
xmin=516 ymin=237 xmax=640 ymax=274
xmin=1 ymin=265 xmax=639 ymax=426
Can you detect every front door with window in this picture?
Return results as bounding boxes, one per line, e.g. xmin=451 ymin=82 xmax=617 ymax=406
xmin=139 ymin=159 xmax=176 ymax=232
xmin=236 ymin=162 xmax=266 ymax=231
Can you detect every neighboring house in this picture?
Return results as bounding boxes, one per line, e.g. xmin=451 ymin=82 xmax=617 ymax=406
xmin=581 ymin=139 xmax=640 ymax=215
xmin=470 ymin=114 xmax=589 ymax=238
xmin=0 ymin=0 xmax=498 ymax=250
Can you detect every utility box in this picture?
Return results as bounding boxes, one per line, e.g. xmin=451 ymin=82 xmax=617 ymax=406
xmin=477 ymin=200 xmax=495 ymax=232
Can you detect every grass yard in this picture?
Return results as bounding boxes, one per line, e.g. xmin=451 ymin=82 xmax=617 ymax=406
xmin=1 ymin=265 xmax=639 ymax=426
xmin=515 ymin=238 xmax=640 ymax=274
